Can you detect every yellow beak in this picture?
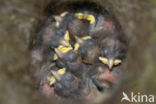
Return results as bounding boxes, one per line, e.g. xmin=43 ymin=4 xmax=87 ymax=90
xmin=99 ymin=57 xmax=121 ymax=70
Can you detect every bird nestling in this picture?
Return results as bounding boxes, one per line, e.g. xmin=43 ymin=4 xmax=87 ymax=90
xmin=67 ymin=12 xmax=95 ymax=37
xmin=39 ymin=13 xmax=74 ymax=49
xmin=54 ymin=47 xmax=88 ymax=79
xmin=89 ymin=64 xmax=118 ymax=91
xmin=68 ymin=17 xmax=90 ymax=38
xmin=54 ymin=72 xmax=83 ymax=99
xmin=98 ymin=32 xmax=127 ymax=71
xmin=40 ymin=65 xmax=85 ymax=99
xmin=74 ymin=36 xmax=100 ymax=64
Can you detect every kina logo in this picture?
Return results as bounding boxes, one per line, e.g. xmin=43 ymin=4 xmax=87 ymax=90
xmin=121 ymin=92 xmax=155 ymax=103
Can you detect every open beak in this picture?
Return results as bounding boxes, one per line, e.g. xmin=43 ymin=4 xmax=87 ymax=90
xmin=54 ymin=48 xmax=64 ymax=58
xmin=54 ymin=45 xmax=72 ymax=58
xmin=99 ymin=57 xmax=114 ymax=70
xmin=51 ymin=71 xmax=61 ymax=81
xmin=60 ymin=39 xmax=71 ymax=47
xmin=75 ymin=36 xmax=84 ymax=44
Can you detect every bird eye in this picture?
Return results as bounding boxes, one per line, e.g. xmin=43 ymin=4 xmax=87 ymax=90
xmin=113 ymin=59 xmax=122 ymax=66
xmin=99 ymin=57 xmax=108 ymax=65
xmin=64 ymin=30 xmax=70 ymax=43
